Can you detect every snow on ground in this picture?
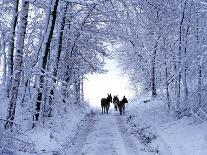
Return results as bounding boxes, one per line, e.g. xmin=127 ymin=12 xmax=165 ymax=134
xmin=0 ymin=84 xmax=92 ymax=155
xmin=126 ymin=95 xmax=207 ymax=155
xmin=25 ymin=104 xmax=91 ymax=155
xmin=78 ymin=113 xmax=138 ymax=155
xmin=64 ymin=110 xmax=154 ymax=155
xmin=2 ymin=81 xmax=207 ymax=155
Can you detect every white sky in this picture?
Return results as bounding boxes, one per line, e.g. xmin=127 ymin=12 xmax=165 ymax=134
xmin=84 ymin=59 xmax=136 ymax=107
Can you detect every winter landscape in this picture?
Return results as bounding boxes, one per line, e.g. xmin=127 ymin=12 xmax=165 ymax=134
xmin=1 ymin=0 xmax=207 ymax=155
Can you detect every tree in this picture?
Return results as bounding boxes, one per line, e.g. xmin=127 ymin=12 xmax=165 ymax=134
xmin=33 ymin=0 xmax=59 ymax=127
xmin=7 ymin=0 xmax=20 ymax=97
xmin=5 ymin=0 xmax=30 ymax=129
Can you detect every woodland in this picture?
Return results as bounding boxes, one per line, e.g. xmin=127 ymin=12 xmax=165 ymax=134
xmin=0 ymin=0 xmax=207 ymax=154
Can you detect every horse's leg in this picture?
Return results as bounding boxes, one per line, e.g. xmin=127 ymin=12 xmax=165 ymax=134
xmin=102 ymin=106 xmax=103 ymax=114
xmin=123 ymin=104 xmax=125 ymax=114
xmin=118 ymin=106 xmax=121 ymax=115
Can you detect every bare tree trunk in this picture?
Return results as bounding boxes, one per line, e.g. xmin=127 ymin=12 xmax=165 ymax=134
xmin=5 ymin=0 xmax=29 ymax=129
xmin=176 ymin=2 xmax=187 ymax=112
xmin=165 ymin=64 xmax=170 ymax=110
xmin=48 ymin=1 xmax=70 ymax=117
xmin=198 ymin=64 xmax=202 ymax=108
xmin=74 ymin=80 xmax=80 ymax=104
xmin=74 ymin=66 xmax=81 ymax=104
xmin=182 ymin=25 xmax=189 ymax=111
xmin=1 ymin=33 xmax=7 ymax=85
xmin=163 ymin=41 xmax=171 ymax=110
xmin=33 ymin=0 xmax=52 ymax=89
xmin=151 ymin=43 xmax=157 ymax=97
xmin=197 ymin=15 xmax=202 ymax=110
xmin=33 ymin=0 xmax=59 ymax=128
xmin=80 ymin=75 xmax=84 ymax=102
xmin=7 ymin=0 xmax=19 ymax=97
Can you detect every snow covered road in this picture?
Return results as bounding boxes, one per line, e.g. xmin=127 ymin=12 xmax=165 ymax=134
xmin=63 ymin=111 xmax=153 ymax=155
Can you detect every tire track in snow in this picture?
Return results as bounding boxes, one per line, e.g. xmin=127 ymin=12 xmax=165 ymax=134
xmin=72 ymin=111 xmax=144 ymax=155
xmin=61 ymin=111 xmax=156 ymax=155
xmin=79 ymin=113 xmax=120 ymax=155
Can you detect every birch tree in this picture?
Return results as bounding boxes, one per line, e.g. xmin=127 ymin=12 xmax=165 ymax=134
xmin=48 ymin=1 xmax=70 ymax=117
xmin=7 ymin=0 xmax=19 ymax=97
xmin=33 ymin=0 xmax=59 ymax=127
xmin=5 ymin=0 xmax=30 ymax=129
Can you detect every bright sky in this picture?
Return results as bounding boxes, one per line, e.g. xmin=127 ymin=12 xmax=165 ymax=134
xmin=84 ymin=59 xmax=136 ymax=107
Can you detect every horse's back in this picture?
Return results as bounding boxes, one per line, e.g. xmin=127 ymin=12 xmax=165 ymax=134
xmin=101 ymin=98 xmax=111 ymax=107
xmin=101 ymin=98 xmax=106 ymax=106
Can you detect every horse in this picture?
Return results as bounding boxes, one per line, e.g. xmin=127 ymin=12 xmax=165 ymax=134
xmin=113 ymin=95 xmax=119 ymax=111
xmin=101 ymin=93 xmax=112 ymax=114
xmin=117 ymin=96 xmax=128 ymax=115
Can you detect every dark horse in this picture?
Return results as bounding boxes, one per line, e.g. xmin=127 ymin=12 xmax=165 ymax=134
xmin=117 ymin=96 xmax=128 ymax=115
xmin=101 ymin=93 xmax=112 ymax=114
xmin=113 ymin=95 xmax=119 ymax=111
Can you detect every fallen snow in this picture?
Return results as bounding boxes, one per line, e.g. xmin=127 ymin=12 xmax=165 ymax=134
xmin=27 ymin=104 xmax=90 ymax=154
xmin=65 ymin=110 xmax=154 ymax=155
xmin=126 ymin=95 xmax=207 ymax=155
xmin=2 ymin=82 xmax=207 ymax=155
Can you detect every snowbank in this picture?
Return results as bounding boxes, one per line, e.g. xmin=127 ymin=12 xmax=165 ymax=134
xmin=25 ymin=104 xmax=90 ymax=155
xmin=0 ymin=83 xmax=91 ymax=155
xmin=125 ymin=95 xmax=207 ymax=155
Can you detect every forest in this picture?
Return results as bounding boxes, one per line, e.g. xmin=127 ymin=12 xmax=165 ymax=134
xmin=1 ymin=0 xmax=207 ymax=154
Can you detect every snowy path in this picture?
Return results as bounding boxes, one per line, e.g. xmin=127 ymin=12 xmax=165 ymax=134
xmin=63 ymin=111 xmax=153 ymax=155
